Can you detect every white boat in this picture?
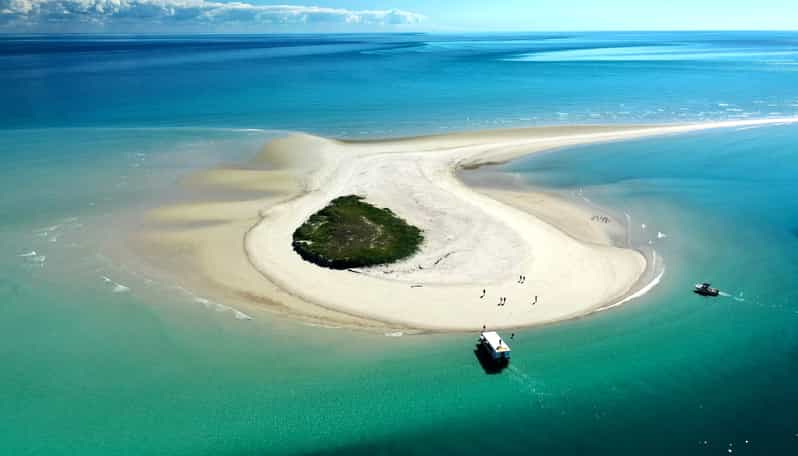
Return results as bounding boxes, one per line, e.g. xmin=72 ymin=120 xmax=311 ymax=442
xmin=478 ymin=331 xmax=511 ymax=365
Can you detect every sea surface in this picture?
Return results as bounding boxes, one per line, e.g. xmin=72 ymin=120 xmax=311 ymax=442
xmin=1 ymin=32 xmax=797 ymax=455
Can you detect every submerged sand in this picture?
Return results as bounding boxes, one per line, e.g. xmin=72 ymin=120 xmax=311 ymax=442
xmin=137 ymin=117 xmax=798 ymax=331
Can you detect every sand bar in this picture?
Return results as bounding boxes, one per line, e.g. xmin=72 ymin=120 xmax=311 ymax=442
xmin=241 ymin=117 xmax=798 ymax=330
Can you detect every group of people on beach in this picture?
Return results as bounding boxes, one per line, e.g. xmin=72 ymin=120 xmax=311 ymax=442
xmin=479 ymin=283 xmax=538 ymax=307
xmin=591 ymin=215 xmax=610 ymax=224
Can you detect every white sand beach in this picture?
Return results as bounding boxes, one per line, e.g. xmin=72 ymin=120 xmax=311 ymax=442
xmin=139 ymin=117 xmax=798 ymax=331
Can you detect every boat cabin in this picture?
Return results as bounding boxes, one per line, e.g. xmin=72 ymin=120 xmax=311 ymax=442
xmin=478 ymin=331 xmax=511 ymax=363
xmin=694 ymin=282 xmax=720 ymax=296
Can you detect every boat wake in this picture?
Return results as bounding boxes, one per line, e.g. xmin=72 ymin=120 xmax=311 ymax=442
xmin=719 ymin=292 xmax=798 ymax=318
xmin=506 ymin=365 xmax=550 ymax=405
xmin=718 ymin=291 xmax=746 ymax=302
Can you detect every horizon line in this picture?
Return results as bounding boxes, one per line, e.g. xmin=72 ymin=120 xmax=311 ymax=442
xmin=2 ymin=29 xmax=798 ymax=36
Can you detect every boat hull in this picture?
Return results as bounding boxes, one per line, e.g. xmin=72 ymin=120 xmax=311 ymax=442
xmin=694 ymin=288 xmax=719 ymax=297
xmin=474 ymin=343 xmax=509 ymax=373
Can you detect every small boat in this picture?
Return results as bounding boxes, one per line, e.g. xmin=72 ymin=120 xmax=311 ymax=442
xmin=694 ymin=282 xmax=720 ymax=297
xmin=477 ymin=331 xmax=511 ymax=366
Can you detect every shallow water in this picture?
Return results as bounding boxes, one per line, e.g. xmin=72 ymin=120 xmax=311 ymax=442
xmin=1 ymin=32 xmax=798 ymax=455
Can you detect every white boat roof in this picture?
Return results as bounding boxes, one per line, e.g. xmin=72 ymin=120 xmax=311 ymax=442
xmin=482 ymin=331 xmax=511 ymax=353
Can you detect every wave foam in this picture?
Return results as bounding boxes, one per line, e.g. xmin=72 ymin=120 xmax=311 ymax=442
xmin=101 ymin=275 xmax=131 ymax=293
xmin=21 ymin=252 xmax=47 ymax=268
xmin=234 ymin=311 xmax=253 ymax=320
xmin=34 ymin=224 xmax=61 ymax=234
xmin=184 ymin=292 xmax=252 ymax=321
xmin=597 ymin=267 xmax=666 ymax=313
xmin=302 ymin=322 xmax=341 ymax=329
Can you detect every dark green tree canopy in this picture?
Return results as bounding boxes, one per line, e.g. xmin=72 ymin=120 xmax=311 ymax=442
xmin=292 ymin=195 xmax=424 ymax=270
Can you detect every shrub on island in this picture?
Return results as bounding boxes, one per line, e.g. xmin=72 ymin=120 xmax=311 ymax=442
xmin=292 ymin=195 xmax=423 ymax=269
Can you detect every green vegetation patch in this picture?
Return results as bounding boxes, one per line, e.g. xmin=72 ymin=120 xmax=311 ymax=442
xmin=292 ymin=195 xmax=424 ymax=269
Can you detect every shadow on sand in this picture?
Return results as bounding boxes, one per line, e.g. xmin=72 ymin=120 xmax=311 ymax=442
xmin=473 ymin=344 xmax=509 ymax=375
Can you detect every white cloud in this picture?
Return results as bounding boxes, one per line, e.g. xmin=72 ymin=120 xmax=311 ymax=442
xmin=0 ymin=1 xmax=427 ymax=29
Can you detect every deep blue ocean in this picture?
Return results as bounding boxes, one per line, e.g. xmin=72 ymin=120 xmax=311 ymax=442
xmin=1 ymin=32 xmax=797 ymax=455
xmin=3 ymin=32 xmax=798 ymax=134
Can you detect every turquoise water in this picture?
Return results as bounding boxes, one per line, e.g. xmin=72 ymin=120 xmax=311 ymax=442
xmin=1 ymin=33 xmax=798 ymax=454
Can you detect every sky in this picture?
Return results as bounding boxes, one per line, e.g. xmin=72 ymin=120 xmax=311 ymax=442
xmin=1 ymin=0 xmax=797 ymax=33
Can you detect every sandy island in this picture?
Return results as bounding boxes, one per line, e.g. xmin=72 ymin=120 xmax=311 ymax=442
xmin=138 ymin=117 xmax=798 ymax=331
